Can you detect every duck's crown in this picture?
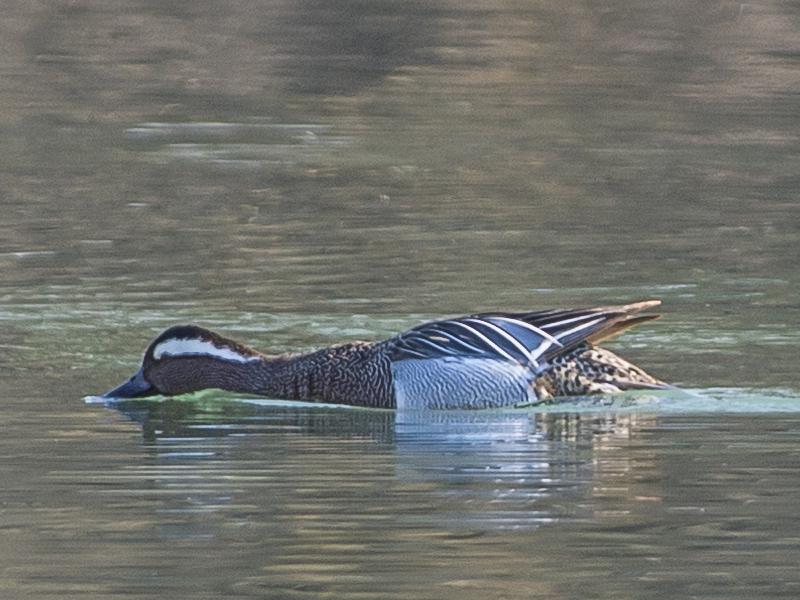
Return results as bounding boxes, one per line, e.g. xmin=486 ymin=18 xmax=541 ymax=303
xmin=145 ymin=325 xmax=263 ymax=364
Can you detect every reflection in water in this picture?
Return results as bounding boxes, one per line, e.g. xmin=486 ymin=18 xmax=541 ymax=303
xmin=114 ymin=397 xmax=397 ymax=443
xmin=105 ymin=397 xmax=654 ymax=533
xmin=14 ymin=396 xmax=800 ymax=599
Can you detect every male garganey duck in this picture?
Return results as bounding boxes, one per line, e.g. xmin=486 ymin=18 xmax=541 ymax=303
xmin=101 ymin=300 xmax=670 ymax=409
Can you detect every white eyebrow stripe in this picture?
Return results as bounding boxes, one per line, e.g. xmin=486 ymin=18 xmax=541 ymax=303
xmin=153 ymin=339 xmax=261 ymax=363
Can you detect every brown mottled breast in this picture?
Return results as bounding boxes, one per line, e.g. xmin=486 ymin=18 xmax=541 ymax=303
xmin=286 ymin=342 xmax=395 ymax=408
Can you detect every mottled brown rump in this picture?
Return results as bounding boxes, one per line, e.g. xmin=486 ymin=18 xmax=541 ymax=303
xmin=532 ymin=343 xmax=664 ymax=400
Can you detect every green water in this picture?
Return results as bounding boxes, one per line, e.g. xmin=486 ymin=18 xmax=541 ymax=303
xmin=1 ymin=1 xmax=799 ymax=598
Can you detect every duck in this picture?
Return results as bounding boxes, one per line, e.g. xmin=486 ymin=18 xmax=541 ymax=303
xmin=101 ymin=300 xmax=671 ymax=409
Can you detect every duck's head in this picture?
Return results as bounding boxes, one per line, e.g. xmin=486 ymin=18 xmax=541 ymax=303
xmin=101 ymin=325 xmax=263 ymax=398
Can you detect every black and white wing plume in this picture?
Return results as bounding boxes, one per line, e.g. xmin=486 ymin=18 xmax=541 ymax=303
xmin=385 ymin=315 xmax=563 ymax=368
xmin=385 ymin=301 xmax=661 ymax=369
xmin=486 ymin=300 xmax=662 ymax=350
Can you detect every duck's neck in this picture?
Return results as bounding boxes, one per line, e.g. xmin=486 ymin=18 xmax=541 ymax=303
xmin=157 ymin=342 xmax=394 ymax=408
xmin=255 ymin=343 xmax=394 ymax=408
xmin=250 ymin=351 xmax=331 ymax=401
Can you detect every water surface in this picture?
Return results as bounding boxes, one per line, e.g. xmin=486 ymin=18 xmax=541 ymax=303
xmin=1 ymin=1 xmax=799 ymax=598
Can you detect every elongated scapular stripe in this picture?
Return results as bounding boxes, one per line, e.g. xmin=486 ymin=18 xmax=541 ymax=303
xmin=552 ymin=316 xmax=604 ymax=342
xmin=153 ymin=338 xmax=260 ymax=363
